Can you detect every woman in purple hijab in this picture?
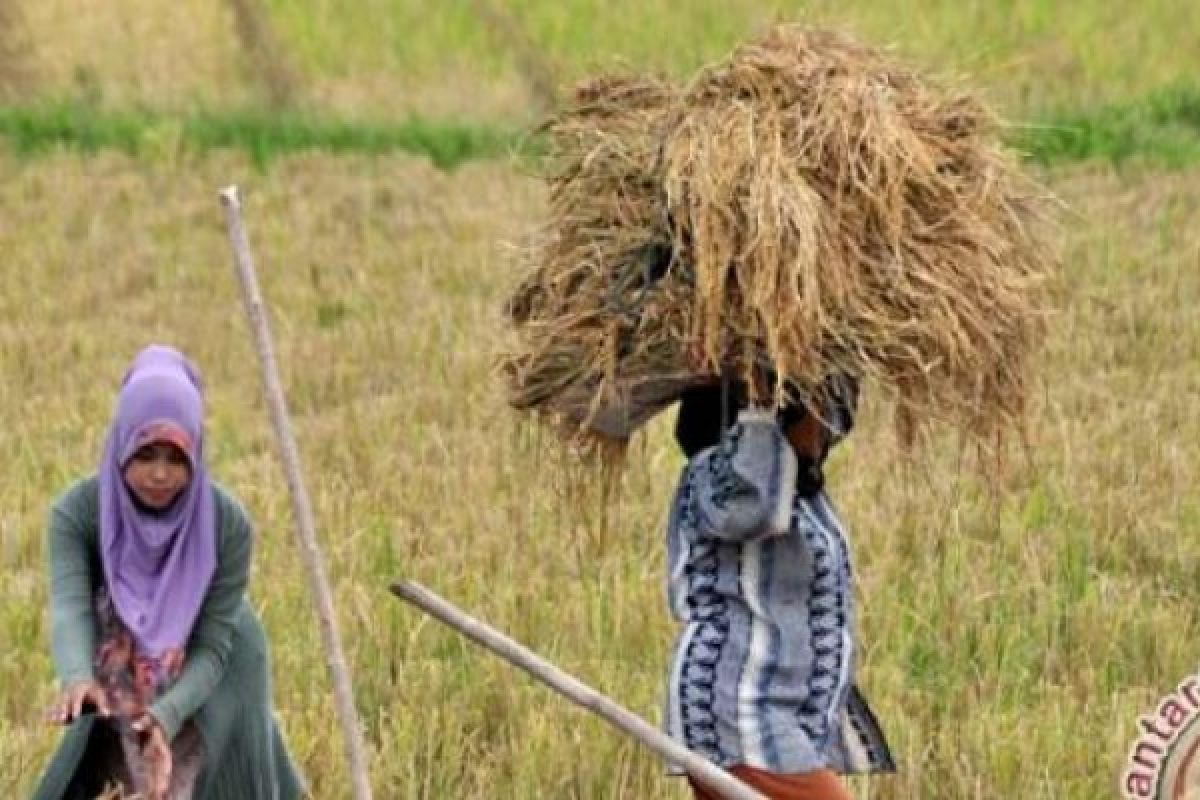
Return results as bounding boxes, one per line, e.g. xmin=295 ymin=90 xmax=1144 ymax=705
xmin=34 ymin=345 xmax=305 ymax=800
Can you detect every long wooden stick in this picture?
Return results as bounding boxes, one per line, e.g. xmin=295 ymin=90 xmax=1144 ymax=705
xmin=219 ymin=185 xmax=373 ymax=800
xmin=390 ymin=580 xmax=766 ymax=800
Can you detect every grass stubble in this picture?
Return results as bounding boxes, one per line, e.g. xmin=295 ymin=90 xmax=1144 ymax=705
xmin=0 ymin=149 xmax=1195 ymax=798
xmin=0 ymin=2 xmax=1197 ymax=797
xmin=0 ymin=0 xmax=34 ymax=101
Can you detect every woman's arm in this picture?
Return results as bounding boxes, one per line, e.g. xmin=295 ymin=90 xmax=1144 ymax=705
xmin=688 ymin=409 xmax=797 ymax=541
xmin=47 ymin=488 xmax=98 ymax=687
xmin=148 ymin=493 xmax=252 ymax=741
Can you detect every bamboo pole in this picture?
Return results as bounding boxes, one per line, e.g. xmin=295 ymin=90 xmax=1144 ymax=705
xmin=390 ymin=580 xmax=766 ymax=800
xmin=219 ymin=185 xmax=373 ymax=800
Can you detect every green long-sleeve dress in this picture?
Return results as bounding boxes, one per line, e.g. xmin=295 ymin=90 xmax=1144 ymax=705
xmin=33 ymin=476 xmax=306 ymax=799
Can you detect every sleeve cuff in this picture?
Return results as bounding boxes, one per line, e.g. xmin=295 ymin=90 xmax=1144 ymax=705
xmin=58 ymin=668 xmax=95 ymax=688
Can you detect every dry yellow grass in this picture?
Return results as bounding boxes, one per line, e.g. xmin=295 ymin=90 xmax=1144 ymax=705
xmin=0 ymin=0 xmax=35 ymax=100
xmin=20 ymin=0 xmax=247 ymax=109
xmin=11 ymin=1 xmax=1200 ymax=120
xmin=0 ymin=150 xmax=1197 ymax=798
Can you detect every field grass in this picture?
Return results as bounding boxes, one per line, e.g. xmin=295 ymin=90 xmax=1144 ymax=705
xmin=0 ymin=149 xmax=1197 ymax=798
xmin=5 ymin=85 xmax=1200 ymax=171
xmin=10 ymin=0 xmax=1200 ymax=120
xmin=6 ymin=2 xmax=1200 ymax=174
xmin=0 ymin=103 xmax=520 ymax=169
xmin=1 ymin=2 xmax=1199 ymax=798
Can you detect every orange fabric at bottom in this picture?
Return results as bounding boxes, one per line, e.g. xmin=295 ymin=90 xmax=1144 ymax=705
xmin=689 ymin=765 xmax=854 ymax=800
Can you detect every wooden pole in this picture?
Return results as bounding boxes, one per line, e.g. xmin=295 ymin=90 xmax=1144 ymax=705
xmin=389 ymin=580 xmax=766 ymax=800
xmin=219 ymin=185 xmax=373 ymax=800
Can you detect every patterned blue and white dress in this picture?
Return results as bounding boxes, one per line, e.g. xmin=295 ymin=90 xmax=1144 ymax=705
xmin=664 ymin=408 xmax=895 ymax=775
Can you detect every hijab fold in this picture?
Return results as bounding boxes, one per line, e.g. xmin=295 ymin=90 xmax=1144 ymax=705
xmin=98 ymin=345 xmax=217 ymax=665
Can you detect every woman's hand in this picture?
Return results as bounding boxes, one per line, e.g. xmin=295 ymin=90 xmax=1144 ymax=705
xmin=46 ymin=679 xmax=110 ymax=724
xmin=133 ymin=712 xmax=172 ymax=800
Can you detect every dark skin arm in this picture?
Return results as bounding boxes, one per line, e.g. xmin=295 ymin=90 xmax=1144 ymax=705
xmin=784 ymin=411 xmax=826 ymax=462
xmin=750 ymin=366 xmax=827 ymax=462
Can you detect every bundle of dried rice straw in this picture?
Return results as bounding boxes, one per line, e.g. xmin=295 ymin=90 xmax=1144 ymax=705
xmin=501 ymin=25 xmax=1059 ymax=447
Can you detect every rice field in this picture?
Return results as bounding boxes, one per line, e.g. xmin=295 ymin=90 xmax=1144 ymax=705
xmin=8 ymin=0 xmax=1200 ymax=119
xmin=1 ymin=2 xmax=1198 ymax=798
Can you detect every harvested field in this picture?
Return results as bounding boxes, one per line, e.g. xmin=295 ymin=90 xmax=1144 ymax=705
xmin=0 ymin=151 xmax=1196 ymax=797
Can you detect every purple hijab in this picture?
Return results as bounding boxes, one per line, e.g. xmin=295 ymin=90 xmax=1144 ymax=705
xmin=98 ymin=345 xmax=217 ymax=663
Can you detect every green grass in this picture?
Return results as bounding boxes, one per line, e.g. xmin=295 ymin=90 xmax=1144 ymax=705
xmin=0 ymin=103 xmax=519 ymax=169
xmin=3 ymin=85 xmax=1200 ymax=170
xmin=1018 ymin=85 xmax=1200 ymax=167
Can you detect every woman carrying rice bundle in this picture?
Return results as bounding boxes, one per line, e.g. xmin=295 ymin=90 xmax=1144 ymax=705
xmin=667 ymin=376 xmax=894 ymax=800
xmin=503 ymin=23 xmax=1057 ymax=800
xmin=34 ymin=345 xmax=304 ymax=800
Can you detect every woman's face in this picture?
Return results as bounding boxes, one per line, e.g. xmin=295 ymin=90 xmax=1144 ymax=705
xmin=123 ymin=442 xmax=192 ymax=509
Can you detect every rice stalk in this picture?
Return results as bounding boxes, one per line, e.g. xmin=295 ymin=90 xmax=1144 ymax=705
xmin=501 ymin=26 xmax=1061 ymax=453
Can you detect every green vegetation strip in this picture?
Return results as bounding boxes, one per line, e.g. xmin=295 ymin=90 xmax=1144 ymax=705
xmin=0 ymin=104 xmax=521 ymax=169
xmin=1 ymin=87 xmax=1199 ymax=169
xmin=1014 ymin=85 xmax=1200 ymax=168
